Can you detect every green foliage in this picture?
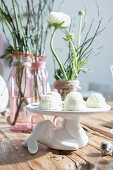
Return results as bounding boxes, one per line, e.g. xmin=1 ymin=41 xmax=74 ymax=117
xmin=0 ymin=0 xmax=32 ymax=65
xmin=54 ymin=15 xmax=103 ymax=80
xmin=0 ymin=45 xmax=14 ymax=67
xmin=0 ymin=0 xmax=57 ymax=65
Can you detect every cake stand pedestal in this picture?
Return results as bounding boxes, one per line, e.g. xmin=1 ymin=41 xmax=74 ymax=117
xmin=23 ymin=104 xmax=111 ymax=154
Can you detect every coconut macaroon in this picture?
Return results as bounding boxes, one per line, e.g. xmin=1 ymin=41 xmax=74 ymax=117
xmin=64 ymin=91 xmax=86 ymax=111
xmin=39 ymin=91 xmax=62 ymax=110
xmin=86 ymin=93 xmax=107 ymax=108
xmin=47 ymin=91 xmax=62 ymax=101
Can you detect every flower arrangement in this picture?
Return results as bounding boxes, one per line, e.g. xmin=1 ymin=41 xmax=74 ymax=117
xmin=0 ymin=0 xmax=58 ymax=128
xmin=47 ymin=11 xmax=103 ymax=81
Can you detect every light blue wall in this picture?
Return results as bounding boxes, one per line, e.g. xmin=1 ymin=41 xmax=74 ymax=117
xmin=0 ymin=0 xmax=113 ymax=91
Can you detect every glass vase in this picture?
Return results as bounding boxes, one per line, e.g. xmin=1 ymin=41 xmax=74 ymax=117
xmin=32 ymin=56 xmax=49 ymax=123
xmin=32 ymin=56 xmax=48 ymax=101
xmin=10 ymin=53 xmax=34 ymax=131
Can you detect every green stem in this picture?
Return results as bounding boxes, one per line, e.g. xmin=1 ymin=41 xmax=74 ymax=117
xmin=15 ymin=0 xmax=24 ymax=36
xmin=1 ymin=4 xmax=17 ymax=50
xmin=50 ymin=28 xmax=68 ymax=81
xmin=33 ymin=69 xmax=46 ymax=120
xmin=77 ymin=15 xmax=82 ymax=49
xmin=33 ymin=70 xmax=38 ymax=103
xmin=41 ymin=114 xmax=46 ymax=120
xmin=12 ymin=0 xmax=31 ymax=54
xmin=4 ymin=20 xmax=17 ymax=50
xmin=12 ymin=0 xmax=19 ymax=35
xmin=70 ymin=40 xmax=77 ymax=80
xmin=12 ymin=66 xmax=29 ymax=125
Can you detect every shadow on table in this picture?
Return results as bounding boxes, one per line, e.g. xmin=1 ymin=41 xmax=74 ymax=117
xmin=87 ymin=153 xmax=112 ymax=169
xmin=87 ymin=153 xmax=101 ymax=157
xmin=101 ymin=121 xmax=113 ymax=129
xmin=0 ymin=139 xmax=57 ymax=165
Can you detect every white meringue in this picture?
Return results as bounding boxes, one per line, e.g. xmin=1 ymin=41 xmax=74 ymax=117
xmin=39 ymin=91 xmax=62 ymax=110
xmin=86 ymin=93 xmax=106 ymax=108
xmin=64 ymin=91 xmax=86 ymax=111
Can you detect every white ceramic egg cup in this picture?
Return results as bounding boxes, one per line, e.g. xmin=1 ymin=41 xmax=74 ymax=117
xmin=23 ymin=104 xmax=111 ymax=154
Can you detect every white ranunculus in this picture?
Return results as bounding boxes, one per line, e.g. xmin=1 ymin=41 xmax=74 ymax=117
xmin=47 ymin=12 xmax=71 ymax=28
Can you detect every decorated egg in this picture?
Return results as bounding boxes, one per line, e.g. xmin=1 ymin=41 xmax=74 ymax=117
xmin=100 ymin=141 xmax=112 ymax=155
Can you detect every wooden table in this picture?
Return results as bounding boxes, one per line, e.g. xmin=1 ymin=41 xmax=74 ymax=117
xmin=0 ymin=101 xmax=113 ymax=170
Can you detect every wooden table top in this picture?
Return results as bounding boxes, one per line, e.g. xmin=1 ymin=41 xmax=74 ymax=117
xmin=0 ymin=101 xmax=113 ymax=170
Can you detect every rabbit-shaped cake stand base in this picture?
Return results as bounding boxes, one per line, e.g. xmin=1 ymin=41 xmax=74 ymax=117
xmin=23 ymin=104 xmax=111 ymax=154
xmin=22 ymin=115 xmax=88 ymax=154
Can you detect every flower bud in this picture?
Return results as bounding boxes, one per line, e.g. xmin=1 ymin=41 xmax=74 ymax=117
xmin=78 ymin=10 xmax=85 ymax=16
xmin=63 ymin=32 xmax=74 ymax=41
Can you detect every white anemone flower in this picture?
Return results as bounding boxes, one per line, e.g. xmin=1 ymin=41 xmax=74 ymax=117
xmin=47 ymin=12 xmax=71 ymax=28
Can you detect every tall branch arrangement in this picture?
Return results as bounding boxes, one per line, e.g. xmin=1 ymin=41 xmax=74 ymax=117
xmin=29 ymin=0 xmax=55 ymax=57
xmin=0 ymin=0 xmax=56 ymax=66
xmin=0 ymin=0 xmax=32 ymax=65
xmin=0 ymin=0 xmax=58 ymax=124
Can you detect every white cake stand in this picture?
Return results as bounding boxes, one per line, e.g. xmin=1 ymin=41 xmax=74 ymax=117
xmin=25 ymin=104 xmax=111 ymax=154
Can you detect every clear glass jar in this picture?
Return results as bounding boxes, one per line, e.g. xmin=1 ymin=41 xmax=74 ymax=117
xmin=10 ymin=53 xmax=34 ymax=131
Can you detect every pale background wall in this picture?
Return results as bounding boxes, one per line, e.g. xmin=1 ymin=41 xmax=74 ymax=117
xmin=0 ymin=0 xmax=113 ymax=91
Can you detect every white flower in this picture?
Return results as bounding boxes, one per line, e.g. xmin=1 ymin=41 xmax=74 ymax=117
xmin=47 ymin=12 xmax=71 ymax=28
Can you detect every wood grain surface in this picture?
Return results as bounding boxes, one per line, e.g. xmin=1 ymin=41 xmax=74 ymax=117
xmin=0 ymin=101 xmax=113 ymax=170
